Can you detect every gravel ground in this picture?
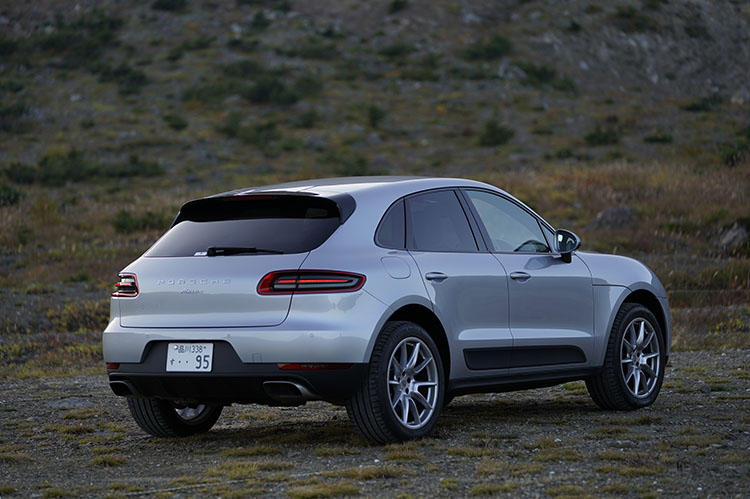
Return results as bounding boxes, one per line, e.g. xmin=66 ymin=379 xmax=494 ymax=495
xmin=0 ymin=350 xmax=748 ymax=498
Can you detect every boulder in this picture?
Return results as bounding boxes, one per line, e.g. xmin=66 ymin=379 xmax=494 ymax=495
xmin=719 ymin=221 xmax=749 ymax=252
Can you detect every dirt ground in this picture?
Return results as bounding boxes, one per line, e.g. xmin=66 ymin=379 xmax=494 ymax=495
xmin=0 ymin=350 xmax=748 ymax=498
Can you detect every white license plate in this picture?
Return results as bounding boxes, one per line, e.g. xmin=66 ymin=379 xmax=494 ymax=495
xmin=166 ymin=343 xmax=213 ymax=372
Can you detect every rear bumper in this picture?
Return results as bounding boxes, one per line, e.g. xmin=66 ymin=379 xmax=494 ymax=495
xmin=107 ymin=341 xmax=366 ymax=405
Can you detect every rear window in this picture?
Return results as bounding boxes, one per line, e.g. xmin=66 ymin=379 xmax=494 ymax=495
xmin=145 ymin=195 xmax=342 ymax=257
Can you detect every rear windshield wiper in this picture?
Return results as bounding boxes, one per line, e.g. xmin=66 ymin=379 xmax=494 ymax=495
xmin=204 ymin=247 xmax=284 ymax=256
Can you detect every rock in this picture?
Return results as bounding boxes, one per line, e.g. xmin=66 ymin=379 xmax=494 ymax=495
xmin=719 ymin=221 xmax=749 ymax=252
xmin=592 ymin=205 xmax=637 ymax=229
xmin=45 ymin=397 xmax=94 ymax=409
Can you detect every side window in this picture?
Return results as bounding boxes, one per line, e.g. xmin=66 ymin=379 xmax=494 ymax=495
xmin=464 ymin=190 xmax=550 ymax=253
xmin=405 ymin=190 xmax=478 ymax=252
xmin=375 ymin=199 xmax=405 ymax=249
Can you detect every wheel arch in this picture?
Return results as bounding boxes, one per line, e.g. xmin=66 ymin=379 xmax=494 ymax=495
xmin=622 ymin=289 xmax=667 ymax=342
xmin=382 ymin=304 xmax=451 ymax=381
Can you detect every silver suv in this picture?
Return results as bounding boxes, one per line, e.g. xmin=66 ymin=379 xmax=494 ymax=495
xmin=104 ymin=177 xmax=670 ymax=443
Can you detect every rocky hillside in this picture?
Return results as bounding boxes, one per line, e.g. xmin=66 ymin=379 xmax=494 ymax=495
xmin=0 ymin=0 xmax=748 ymax=342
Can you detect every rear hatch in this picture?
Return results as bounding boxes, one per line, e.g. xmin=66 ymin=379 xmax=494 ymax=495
xmin=119 ymin=193 xmax=350 ymax=328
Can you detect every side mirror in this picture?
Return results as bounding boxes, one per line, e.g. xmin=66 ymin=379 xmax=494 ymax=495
xmin=555 ymin=229 xmax=581 ymax=263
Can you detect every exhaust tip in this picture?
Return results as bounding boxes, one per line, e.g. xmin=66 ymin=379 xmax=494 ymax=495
xmin=263 ymin=381 xmax=318 ymax=405
xmin=109 ymin=380 xmax=137 ymax=397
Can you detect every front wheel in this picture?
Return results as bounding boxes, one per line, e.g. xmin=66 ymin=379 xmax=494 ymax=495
xmin=127 ymin=398 xmax=223 ymax=437
xmin=586 ymin=303 xmax=665 ymax=410
xmin=346 ymin=321 xmax=444 ymax=443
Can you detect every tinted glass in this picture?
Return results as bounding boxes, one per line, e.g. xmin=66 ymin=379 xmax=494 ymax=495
xmin=375 ymin=199 xmax=405 ymax=249
xmin=406 ymin=190 xmax=477 ymax=252
xmin=465 ymin=190 xmax=550 ymax=253
xmin=146 ymin=196 xmax=341 ymax=257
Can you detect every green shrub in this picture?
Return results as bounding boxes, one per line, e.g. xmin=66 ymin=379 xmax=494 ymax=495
xmin=719 ymin=140 xmax=749 ymax=167
xmin=516 ymin=61 xmax=556 ymax=87
xmin=113 ymin=210 xmax=170 ymax=233
xmin=93 ymin=62 xmax=147 ymax=95
xmin=322 ymin=151 xmax=373 ymax=176
xmin=566 ymin=20 xmax=582 ymax=33
xmin=379 ymin=41 xmax=414 ymax=59
xmin=402 ymin=54 xmax=440 ymax=81
xmin=283 ymin=36 xmax=339 ymax=59
xmin=152 ymin=0 xmax=187 ymax=12
xmin=245 ymin=74 xmax=298 ymax=105
xmin=31 ymin=11 xmax=123 ymax=68
xmin=611 ymin=6 xmax=656 ymax=32
xmin=238 ymin=121 xmax=281 ymax=150
xmin=684 ymin=23 xmax=711 ymax=40
xmin=388 ymin=0 xmax=409 ymax=14
xmin=367 ymin=105 xmax=386 ymax=128
xmin=0 ymin=101 xmax=29 ymax=133
xmin=107 ymin=155 xmax=164 ymax=178
xmin=585 ymin=125 xmax=620 ymax=146
xmin=48 ymin=300 xmax=109 ymax=333
xmin=0 ymin=76 xmax=24 ymax=94
xmin=479 ymin=119 xmax=514 ymax=146
xmin=461 ymin=35 xmax=512 ymax=61
xmin=293 ymin=108 xmax=320 ymax=128
xmin=37 ymin=149 xmax=100 ymax=185
xmin=0 ymin=34 xmax=19 ymax=56
xmin=222 ymin=59 xmax=265 ymax=78
xmin=292 ymin=73 xmax=323 ymax=98
xmin=251 ymin=11 xmax=270 ymax=29
xmin=681 ymin=93 xmax=722 ymax=112
xmin=0 ymin=184 xmax=22 ymax=207
xmin=179 ymin=35 xmax=215 ymax=51
xmin=644 ymin=132 xmax=673 ymax=143
xmin=182 ymin=79 xmax=246 ymax=103
xmin=163 ymin=114 xmax=188 ymax=130
xmin=3 ymin=151 xmax=162 ymax=185
xmin=217 ymin=111 xmax=243 ymax=138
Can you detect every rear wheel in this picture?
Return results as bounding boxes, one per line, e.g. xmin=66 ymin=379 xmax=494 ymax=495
xmin=346 ymin=321 xmax=444 ymax=443
xmin=127 ymin=398 xmax=223 ymax=437
xmin=586 ymin=303 xmax=665 ymax=410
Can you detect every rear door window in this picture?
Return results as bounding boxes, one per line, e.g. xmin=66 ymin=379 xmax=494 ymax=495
xmin=145 ymin=195 xmax=342 ymax=257
xmin=405 ymin=190 xmax=478 ymax=252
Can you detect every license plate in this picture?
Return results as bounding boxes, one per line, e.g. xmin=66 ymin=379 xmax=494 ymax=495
xmin=166 ymin=343 xmax=213 ymax=372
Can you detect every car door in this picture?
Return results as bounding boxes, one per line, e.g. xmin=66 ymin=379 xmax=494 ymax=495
xmin=461 ymin=189 xmax=595 ymax=372
xmin=404 ymin=189 xmax=511 ymax=380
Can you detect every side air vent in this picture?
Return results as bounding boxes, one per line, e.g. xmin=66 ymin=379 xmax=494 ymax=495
xmin=112 ymin=273 xmax=139 ymax=298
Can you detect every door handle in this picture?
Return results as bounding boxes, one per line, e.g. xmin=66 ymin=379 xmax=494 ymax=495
xmin=424 ymin=272 xmax=448 ymax=281
xmin=510 ymin=271 xmax=531 ymax=282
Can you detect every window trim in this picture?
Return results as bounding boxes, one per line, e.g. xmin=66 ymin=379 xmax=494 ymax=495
xmin=459 ymin=188 xmax=559 ymax=256
xmin=403 ymin=188 xmax=483 ymax=254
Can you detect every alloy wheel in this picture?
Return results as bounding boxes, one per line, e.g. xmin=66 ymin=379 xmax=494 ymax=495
xmin=620 ymin=318 xmax=660 ymax=398
xmin=387 ymin=337 xmax=439 ymax=429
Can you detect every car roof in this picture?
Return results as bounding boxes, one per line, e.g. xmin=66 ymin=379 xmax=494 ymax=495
xmin=211 ymin=176 xmax=500 ymax=198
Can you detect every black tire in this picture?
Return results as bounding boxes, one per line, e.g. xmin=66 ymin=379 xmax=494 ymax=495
xmin=127 ymin=398 xmax=223 ymax=437
xmin=346 ymin=321 xmax=445 ymax=444
xmin=586 ymin=303 xmax=665 ymax=411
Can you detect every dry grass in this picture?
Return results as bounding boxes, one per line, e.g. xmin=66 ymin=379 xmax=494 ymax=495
xmin=322 ymin=465 xmax=406 ymax=480
xmin=469 ymin=481 xmax=519 ymax=496
xmin=90 ymin=455 xmax=127 ymax=467
xmin=287 ymin=482 xmax=360 ymax=499
xmin=220 ymin=445 xmax=282 ymax=457
xmin=208 ymin=460 xmax=293 ymax=479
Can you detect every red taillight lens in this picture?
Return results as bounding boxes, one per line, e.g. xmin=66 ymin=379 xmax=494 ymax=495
xmin=112 ymin=273 xmax=138 ymax=297
xmin=258 ymin=270 xmax=365 ymax=295
xmin=106 ymin=362 xmax=120 ymax=370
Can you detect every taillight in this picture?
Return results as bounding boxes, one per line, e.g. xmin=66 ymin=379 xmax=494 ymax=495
xmin=258 ymin=270 xmax=365 ymax=295
xmin=112 ymin=273 xmax=138 ymax=297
